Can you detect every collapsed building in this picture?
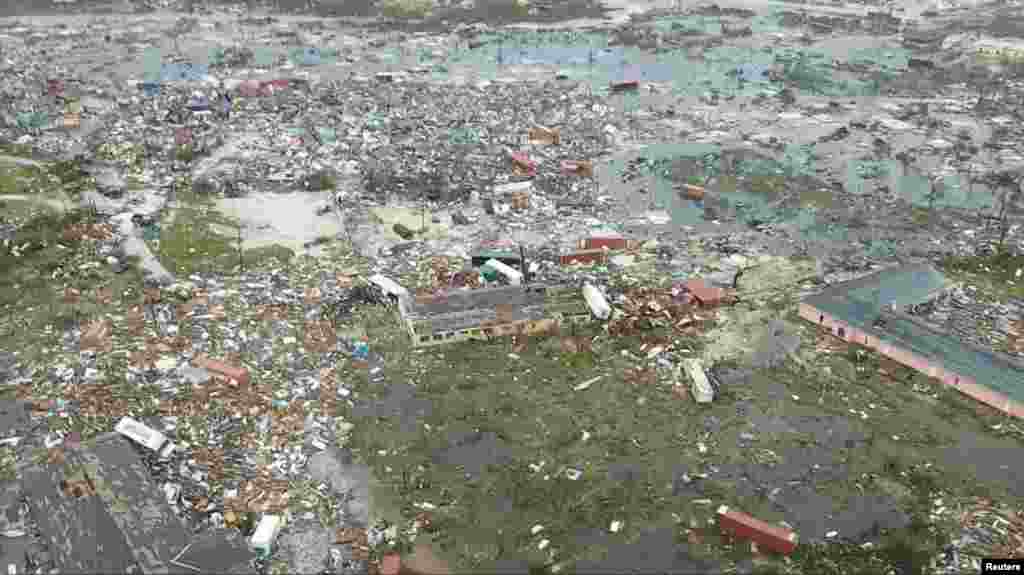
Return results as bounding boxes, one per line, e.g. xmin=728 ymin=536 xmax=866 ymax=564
xmin=398 ymin=284 xmax=591 ymax=347
xmin=799 ymin=263 xmax=1024 ymax=419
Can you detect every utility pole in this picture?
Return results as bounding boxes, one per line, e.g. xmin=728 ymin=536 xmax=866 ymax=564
xmin=520 ymin=244 xmax=528 ymax=285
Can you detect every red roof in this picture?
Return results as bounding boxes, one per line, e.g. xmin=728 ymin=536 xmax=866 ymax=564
xmin=685 ymin=279 xmax=725 ymax=306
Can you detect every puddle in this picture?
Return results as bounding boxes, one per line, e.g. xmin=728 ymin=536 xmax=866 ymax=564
xmin=211 ymin=191 xmax=343 ymax=255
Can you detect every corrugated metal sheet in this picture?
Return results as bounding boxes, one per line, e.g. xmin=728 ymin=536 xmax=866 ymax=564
xmin=77 ymin=433 xmax=191 ymax=574
xmin=21 ymin=453 xmax=141 ymax=574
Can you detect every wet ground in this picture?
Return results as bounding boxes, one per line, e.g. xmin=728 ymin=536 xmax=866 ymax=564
xmin=340 ymin=304 xmax=1024 ymax=573
xmin=3 ymin=0 xmax=1024 ymax=572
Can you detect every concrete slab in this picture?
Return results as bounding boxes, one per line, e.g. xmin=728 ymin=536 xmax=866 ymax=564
xmin=213 ymin=191 xmax=344 ymax=255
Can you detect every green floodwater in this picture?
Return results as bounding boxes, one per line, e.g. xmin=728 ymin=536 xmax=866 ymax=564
xmin=397 ymin=12 xmax=913 ymax=98
xmin=608 ymin=142 xmax=778 ymax=226
xmin=844 ymin=159 xmax=997 ymax=210
xmin=605 ymin=142 xmax=999 ymax=240
xmin=130 ymin=11 xmax=913 ymax=99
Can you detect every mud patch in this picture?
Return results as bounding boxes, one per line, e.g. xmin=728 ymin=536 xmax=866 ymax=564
xmin=212 ymin=190 xmax=344 ymax=256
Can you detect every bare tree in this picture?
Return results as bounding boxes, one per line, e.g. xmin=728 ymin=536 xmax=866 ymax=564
xmin=992 ymin=171 xmax=1024 ymax=251
xmin=926 ymin=174 xmax=945 ymax=227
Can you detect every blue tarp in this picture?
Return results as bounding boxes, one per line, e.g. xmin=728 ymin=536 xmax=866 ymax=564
xmin=290 ymin=47 xmax=321 ymax=66
xmin=138 ymin=82 xmax=162 ymax=96
xmin=737 ymin=63 xmax=769 ymax=81
xmin=188 ymin=95 xmax=210 ymax=111
xmin=160 ymin=62 xmax=208 ymax=82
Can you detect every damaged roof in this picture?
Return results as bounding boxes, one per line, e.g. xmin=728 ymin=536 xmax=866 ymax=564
xmin=401 ymin=285 xmax=589 ymax=335
xmin=803 ymin=263 xmax=1024 ymax=404
xmin=19 ymin=433 xmax=191 ymax=574
xmin=807 ymin=263 xmax=950 ymax=313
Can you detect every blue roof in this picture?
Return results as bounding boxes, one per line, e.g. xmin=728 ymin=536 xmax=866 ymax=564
xmin=804 ymin=264 xmax=1024 ymax=404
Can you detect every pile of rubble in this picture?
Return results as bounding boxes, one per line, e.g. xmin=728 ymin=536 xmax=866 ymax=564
xmin=906 ymin=285 xmax=1024 ymax=357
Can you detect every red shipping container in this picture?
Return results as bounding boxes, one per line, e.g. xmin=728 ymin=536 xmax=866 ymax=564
xmin=580 ymin=236 xmax=629 ymax=251
xmin=717 ymin=506 xmax=798 ymax=555
xmin=685 ymin=279 xmax=725 ymax=307
xmin=561 ymin=160 xmax=593 ymax=177
xmin=610 ymin=80 xmax=639 ymax=93
xmin=509 ymin=152 xmax=536 ymax=176
xmin=560 ymin=249 xmax=608 ymax=266
xmin=194 ymin=357 xmax=250 ymax=387
xmin=175 ymin=127 xmax=193 ymax=146
xmin=238 ymin=80 xmax=263 ymax=98
xmin=47 ymin=79 xmax=65 ymax=97
xmin=380 ymin=554 xmax=401 ymax=575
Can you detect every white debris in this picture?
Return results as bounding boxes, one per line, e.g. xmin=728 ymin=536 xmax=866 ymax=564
xmin=531 ymin=524 xmax=545 ymax=535
xmin=483 ymin=258 xmax=522 ymax=285
xmin=680 ymin=358 xmax=714 ymax=404
xmin=115 ymin=417 xmax=169 ymax=452
xmin=609 ymin=254 xmax=636 ymax=267
xmin=163 ymin=482 xmax=181 ymax=505
xmin=573 ymin=376 xmax=600 ymax=391
xmin=250 ymin=515 xmax=285 ymax=556
xmin=367 ymin=274 xmax=409 ymax=298
xmin=538 ymin=539 xmax=550 ymax=550
xmin=582 ymin=283 xmax=611 ymax=320
xmin=610 ymin=520 xmax=623 ymax=533
xmin=493 ymin=181 xmax=534 ymax=195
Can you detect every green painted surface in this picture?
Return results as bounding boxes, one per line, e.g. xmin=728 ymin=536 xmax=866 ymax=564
xmin=806 ymin=265 xmax=1024 ymax=404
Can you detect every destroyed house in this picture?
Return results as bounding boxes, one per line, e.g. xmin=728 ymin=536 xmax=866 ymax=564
xmin=800 ymin=263 xmax=1024 ymax=419
xmin=398 ymin=285 xmax=590 ymax=347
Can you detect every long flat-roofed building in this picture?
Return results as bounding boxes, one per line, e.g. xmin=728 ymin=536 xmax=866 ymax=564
xmin=799 ymin=263 xmax=1024 ymax=419
xmin=398 ymin=284 xmax=591 ymax=347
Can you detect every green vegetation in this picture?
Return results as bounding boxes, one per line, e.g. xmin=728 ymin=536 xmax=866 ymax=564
xmin=151 ymin=182 xmax=239 ymax=276
xmin=0 ymin=206 xmax=144 ymax=364
xmin=381 ymin=0 xmax=435 ymax=18
xmin=175 ymin=145 xmax=195 ymax=164
xmin=216 ymin=244 xmax=296 ymax=271
xmin=320 ymin=294 xmax=1007 ymax=575
xmin=305 ymin=169 xmax=338 ymax=192
xmin=0 ymin=162 xmax=45 ymax=196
